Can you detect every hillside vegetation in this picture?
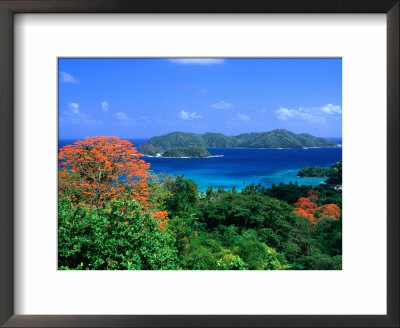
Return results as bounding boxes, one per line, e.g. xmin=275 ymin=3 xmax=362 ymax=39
xmin=297 ymin=161 xmax=342 ymax=185
xmin=297 ymin=166 xmax=332 ymax=177
xmin=163 ymin=146 xmax=211 ymax=158
xmin=141 ymin=129 xmax=337 ymax=152
xmin=58 ymin=137 xmax=342 ymax=271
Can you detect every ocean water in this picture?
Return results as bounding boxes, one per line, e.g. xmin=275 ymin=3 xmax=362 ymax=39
xmin=143 ymin=147 xmax=341 ymax=191
xmin=59 ymin=138 xmax=342 ymax=192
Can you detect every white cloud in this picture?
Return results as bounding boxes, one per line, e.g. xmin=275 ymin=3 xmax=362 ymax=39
xmin=275 ymin=107 xmax=294 ymax=120
xmin=60 ymin=102 xmax=101 ymax=126
xmin=168 ymin=58 xmax=224 ymax=65
xmin=68 ymin=102 xmax=80 ymax=114
xmin=275 ymin=106 xmax=323 ymax=123
xmin=178 ymin=110 xmax=202 ymax=120
xmin=237 ymin=113 xmax=250 ymax=121
xmin=210 ymin=101 xmax=234 ymax=110
xmin=116 ymin=112 xmax=130 ymax=120
xmin=275 ymin=104 xmax=341 ymax=123
xmin=101 ymin=101 xmax=109 ymax=112
xmin=116 ymin=111 xmax=135 ymax=125
xmin=320 ymin=103 xmax=342 ymax=114
xmin=59 ymin=71 xmax=79 ymax=84
xmin=259 ymin=108 xmax=267 ymax=113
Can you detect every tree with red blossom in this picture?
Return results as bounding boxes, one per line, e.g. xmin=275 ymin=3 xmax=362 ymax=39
xmin=316 ymin=203 xmax=341 ymax=220
xmin=58 ymin=136 xmax=168 ymax=229
xmin=292 ymin=190 xmax=340 ymax=224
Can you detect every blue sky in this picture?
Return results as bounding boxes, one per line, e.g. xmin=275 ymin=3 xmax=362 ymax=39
xmin=59 ymin=58 xmax=342 ymax=139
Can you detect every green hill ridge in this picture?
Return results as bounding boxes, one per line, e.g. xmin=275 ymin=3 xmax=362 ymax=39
xmin=163 ymin=146 xmax=211 ymax=158
xmin=141 ymin=130 xmax=337 ymax=156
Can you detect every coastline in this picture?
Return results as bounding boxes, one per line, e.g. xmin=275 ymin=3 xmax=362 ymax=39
xmin=140 ymin=145 xmax=341 ymax=158
xmin=142 ymin=154 xmax=224 ymax=159
xmin=214 ymin=145 xmax=341 ymax=150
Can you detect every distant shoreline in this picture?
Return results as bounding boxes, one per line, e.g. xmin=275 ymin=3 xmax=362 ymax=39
xmin=204 ymin=145 xmax=342 ymax=150
xmin=140 ymin=145 xmax=341 ymax=158
xmin=142 ymin=154 xmax=224 ymax=159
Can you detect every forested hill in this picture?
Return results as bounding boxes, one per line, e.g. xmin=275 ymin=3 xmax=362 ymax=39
xmin=142 ymin=129 xmax=337 ymax=150
xmin=163 ymin=146 xmax=211 ymax=158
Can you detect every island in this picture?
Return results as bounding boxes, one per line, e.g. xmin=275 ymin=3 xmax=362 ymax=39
xmin=297 ymin=161 xmax=342 ymax=185
xmin=297 ymin=166 xmax=332 ymax=177
xmin=140 ymin=144 xmax=164 ymax=156
xmin=162 ymin=146 xmax=211 ymax=158
xmin=140 ymin=129 xmax=337 ymax=153
xmin=139 ymin=144 xmax=212 ymax=158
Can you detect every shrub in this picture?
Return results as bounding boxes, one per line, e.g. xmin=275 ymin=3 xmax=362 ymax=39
xmin=58 ymin=198 xmax=180 ymax=270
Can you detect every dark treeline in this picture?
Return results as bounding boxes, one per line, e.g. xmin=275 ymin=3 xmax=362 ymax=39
xmin=160 ymin=177 xmax=342 ymax=270
xmin=297 ymin=160 xmax=342 ymax=185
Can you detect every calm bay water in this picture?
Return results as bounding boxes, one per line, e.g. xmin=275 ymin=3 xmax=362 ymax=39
xmin=59 ymin=138 xmax=342 ymax=192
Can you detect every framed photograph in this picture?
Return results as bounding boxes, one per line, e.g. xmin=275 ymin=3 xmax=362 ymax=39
xmin=0 ymin=0 xmax=398 ymax=327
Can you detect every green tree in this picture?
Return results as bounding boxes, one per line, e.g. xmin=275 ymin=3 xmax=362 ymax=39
xmin=233 ymin=230 xmax=286 ymax=270
xmin=326 ymin=160 xmax=342 ymax=185
xmin=163 ymin=175 xmax=199 ymax=216
xmin=58 ymin=198 xmax=180 ymax=270
xmin=294 ymin=254 xmax=342 ymax=270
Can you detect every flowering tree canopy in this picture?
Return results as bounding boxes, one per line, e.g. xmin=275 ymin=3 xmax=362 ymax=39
xmin=59 ymin=136 xmax=151 ymax=206
xmin=58 ymin=136 xmax=170 ymax=229
xmin=293 ymin=190 xmax=341 ymax=224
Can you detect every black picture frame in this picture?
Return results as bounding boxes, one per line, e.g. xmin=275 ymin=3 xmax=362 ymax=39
xmin=0 ymin=1 xmax=398 ymax=327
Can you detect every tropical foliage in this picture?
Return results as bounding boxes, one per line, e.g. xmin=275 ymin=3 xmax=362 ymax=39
xmin=326 ymin=160 xmax=342 ymax=184
xmin=297 ymin=166 xmax=332 ymax=177
xmin=162 ymin=146 xmax=211 ymax=158
xmin=58 ymin=137 xmax=342 ymax=270
xmin=297 ymin=161 xmax=342 ymax=187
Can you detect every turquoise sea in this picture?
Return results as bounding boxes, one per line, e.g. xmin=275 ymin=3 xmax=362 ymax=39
xmin=59 ymin=138 xmax=342 ymax=192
